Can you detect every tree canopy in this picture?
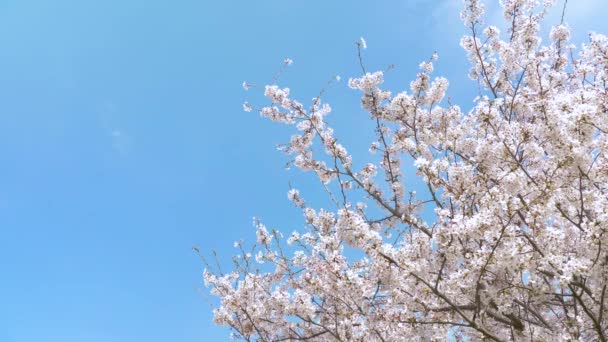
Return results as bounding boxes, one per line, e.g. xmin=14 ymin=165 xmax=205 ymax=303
xmin=203 ymin=0 xmax=608 ymax=340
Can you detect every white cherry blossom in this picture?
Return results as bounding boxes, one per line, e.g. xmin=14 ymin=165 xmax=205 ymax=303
xmin=204 ymin=1 xmax=608 ymax=340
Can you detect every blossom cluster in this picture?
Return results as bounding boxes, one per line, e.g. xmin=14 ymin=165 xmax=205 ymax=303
xmin=205 ymin=0 xmax=608 ymax=340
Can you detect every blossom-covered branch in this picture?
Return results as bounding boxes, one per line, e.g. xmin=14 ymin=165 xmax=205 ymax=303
xmin=204 ymin=0 xmax=608 ymax=340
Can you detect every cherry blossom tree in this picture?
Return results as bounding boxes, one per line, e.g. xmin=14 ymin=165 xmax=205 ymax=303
xmin=202 ymin=0 xmax=608 ymax=340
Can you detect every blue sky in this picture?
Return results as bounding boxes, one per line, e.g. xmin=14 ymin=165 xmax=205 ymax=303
xmin=0 ymin=1 xmax=606 ymax=341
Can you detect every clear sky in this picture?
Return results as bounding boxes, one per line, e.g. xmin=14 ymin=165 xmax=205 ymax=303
xmin=1 ymin=1 xmax=606 ymax=341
